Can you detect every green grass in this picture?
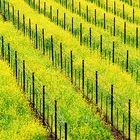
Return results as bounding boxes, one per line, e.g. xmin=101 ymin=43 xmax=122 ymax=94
xmin=117 ymin=0 xmax=140 ymax=9
xmin=26 ymin=0 xmax=140 ymax=83
xmin=2 ymin=0 xmax=140 ymax=138
xmin=0 ymin=60 xmax=47 ymax=140
xmin=0 ymin=0 xmax=140 ymax=139
xmin=54 ymin=0 xmax=140 ymax=47
xmin=86 ymin=0 xmax=140 ymax=25
xmin=0 ymin=14 xmax=114 ymax=139
xmin=4 ymin=0 xmax=140 ymax=114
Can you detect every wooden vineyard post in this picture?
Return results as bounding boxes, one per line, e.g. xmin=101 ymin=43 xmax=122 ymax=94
xmin=80 ymin=23 xmax=82 ymax=46
xmin=130 ymin=0 xmax=132 ymax=6
xmin=96 ymin=71 xmax=98 ymax=105
xmin=72 ymin=17 xmax=74 ymax=34
xmin=64 ymin=13 xmax=66 ymax=30
xmin=128 ymin=99 xmax=131 ymax=140
xmin=35 ymin=24 xmax=38 ymax=49
xmin=23 ymin=60 xmax=26 ymax=92
xmin=55 ymin=100 xmax=57 ymax=140
xmin=42 ymin=86 xmax=45 ymax=125
xmin=12 ymin=6 xmax=14 ymax=24
xmin=23 ymin=14 xmax=25 ymax=36
xmin=1 ymin=36 xmax=4 ymax=59
xmin=42 ymin=29 xmax=45 ymax=55
xmin=79 ymin=2 xmax=81 ymax=16
xmin=51 ymin=35 xmax=54 ymax=65
xmin=106 ymin=0 xmax=108 ymax=12
xmin=111 ymin=85 xmax=114 ymax=127
xmin=44 ymin=2 xmax=46 ymax=16
xmin=124 ymin=22 xmax=126 ymax=44
xmin=70 ymin=51 xmax=73 ymax=83
xmin=72 ymin=0 xmax=74 ymax=13
xmin=50 ymin=5 xmax=52 ymax=21
xmin=82 ymin=60 xmax=84 ymax=97
xmin=98 ymin=0 xmax=100 ymax=7
xmin=123 ymin=4 xmax=125 ymax=19
xmin=29 ymin=18 xmax=31 ymax=39
xmin=104 ymin=13 xmax=106 ymax=30
xmin=3 ymin=0 xmax=5 ymax=19
xmin=78 ymin=70 xmax=80 ymax=90
xmin=114 ymin=1 xmax=116 ymax=15
xmin=65 ymin=0 xmax=67 ymax=9
xmin=0 ymin=0 xmax=1 ymax=11
xmin=32 ymin=72 xmax=35 ymax=109
xmin=136 ymin=27 xmax=138 ymax=48
xmin=100 ymin=35 xmax=102 ymax=56
xmin=135 ymin=125 xmax=137 ymax=140
xmin=113 ymin=17 xmax=116 ymax=36
xmin=38 ymin=0 xmax=40 ymax=14
xmin=86 ymin=5 xmax=88 ymax=22
xmin=95 ymin=9 xmax=96 ymax=26
xmin=18 ymin=10 xmax=20 ymax=30
xmin=8 ymin=2 xmax=10 ymax=20
xmin=133 ymin=8 xmax=135 ymax=23
xmin=65 ymin=123 xmax=67 ymax=140
xmin=89 ymin=27 xmax=92 ymax=48
xmin=112 ymin=41 xmax=115 ymax=63
xmin=15 ymin=51 xmax=17 ymax=79
xmin=8 ymin=43 xmax=10 ymax=65
xmin=60 ymin=43 xmax=63 ymax=71
xmin=57 ymin=9 xmax=59 ymax=26
xmin=126 ymin=50 xmax=129 ymax=72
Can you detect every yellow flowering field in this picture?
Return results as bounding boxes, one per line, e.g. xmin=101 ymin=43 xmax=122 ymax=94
xmin=0 ymin=60 xmax=47 ymax=140
xmin=0 ymin=0 xmax=140 ymax=139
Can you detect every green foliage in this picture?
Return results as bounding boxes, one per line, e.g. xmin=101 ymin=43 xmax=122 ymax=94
xmin=0 ymin=60 xmax=47 ymax=140
xmin=0 ymin=15 xmax=113 ymax=139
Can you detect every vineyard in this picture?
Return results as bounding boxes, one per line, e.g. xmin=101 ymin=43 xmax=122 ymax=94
xmin=0 ymin=0 xmax=140 ymax=139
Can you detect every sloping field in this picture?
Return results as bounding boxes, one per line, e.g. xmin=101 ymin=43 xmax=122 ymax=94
xmin=0 ymin=0 xmax=140 ymax=139
xmin=0 ymin=60 xmax=47 ymax=140
xmin=0 ymin=14 xmax=114 ymax=139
